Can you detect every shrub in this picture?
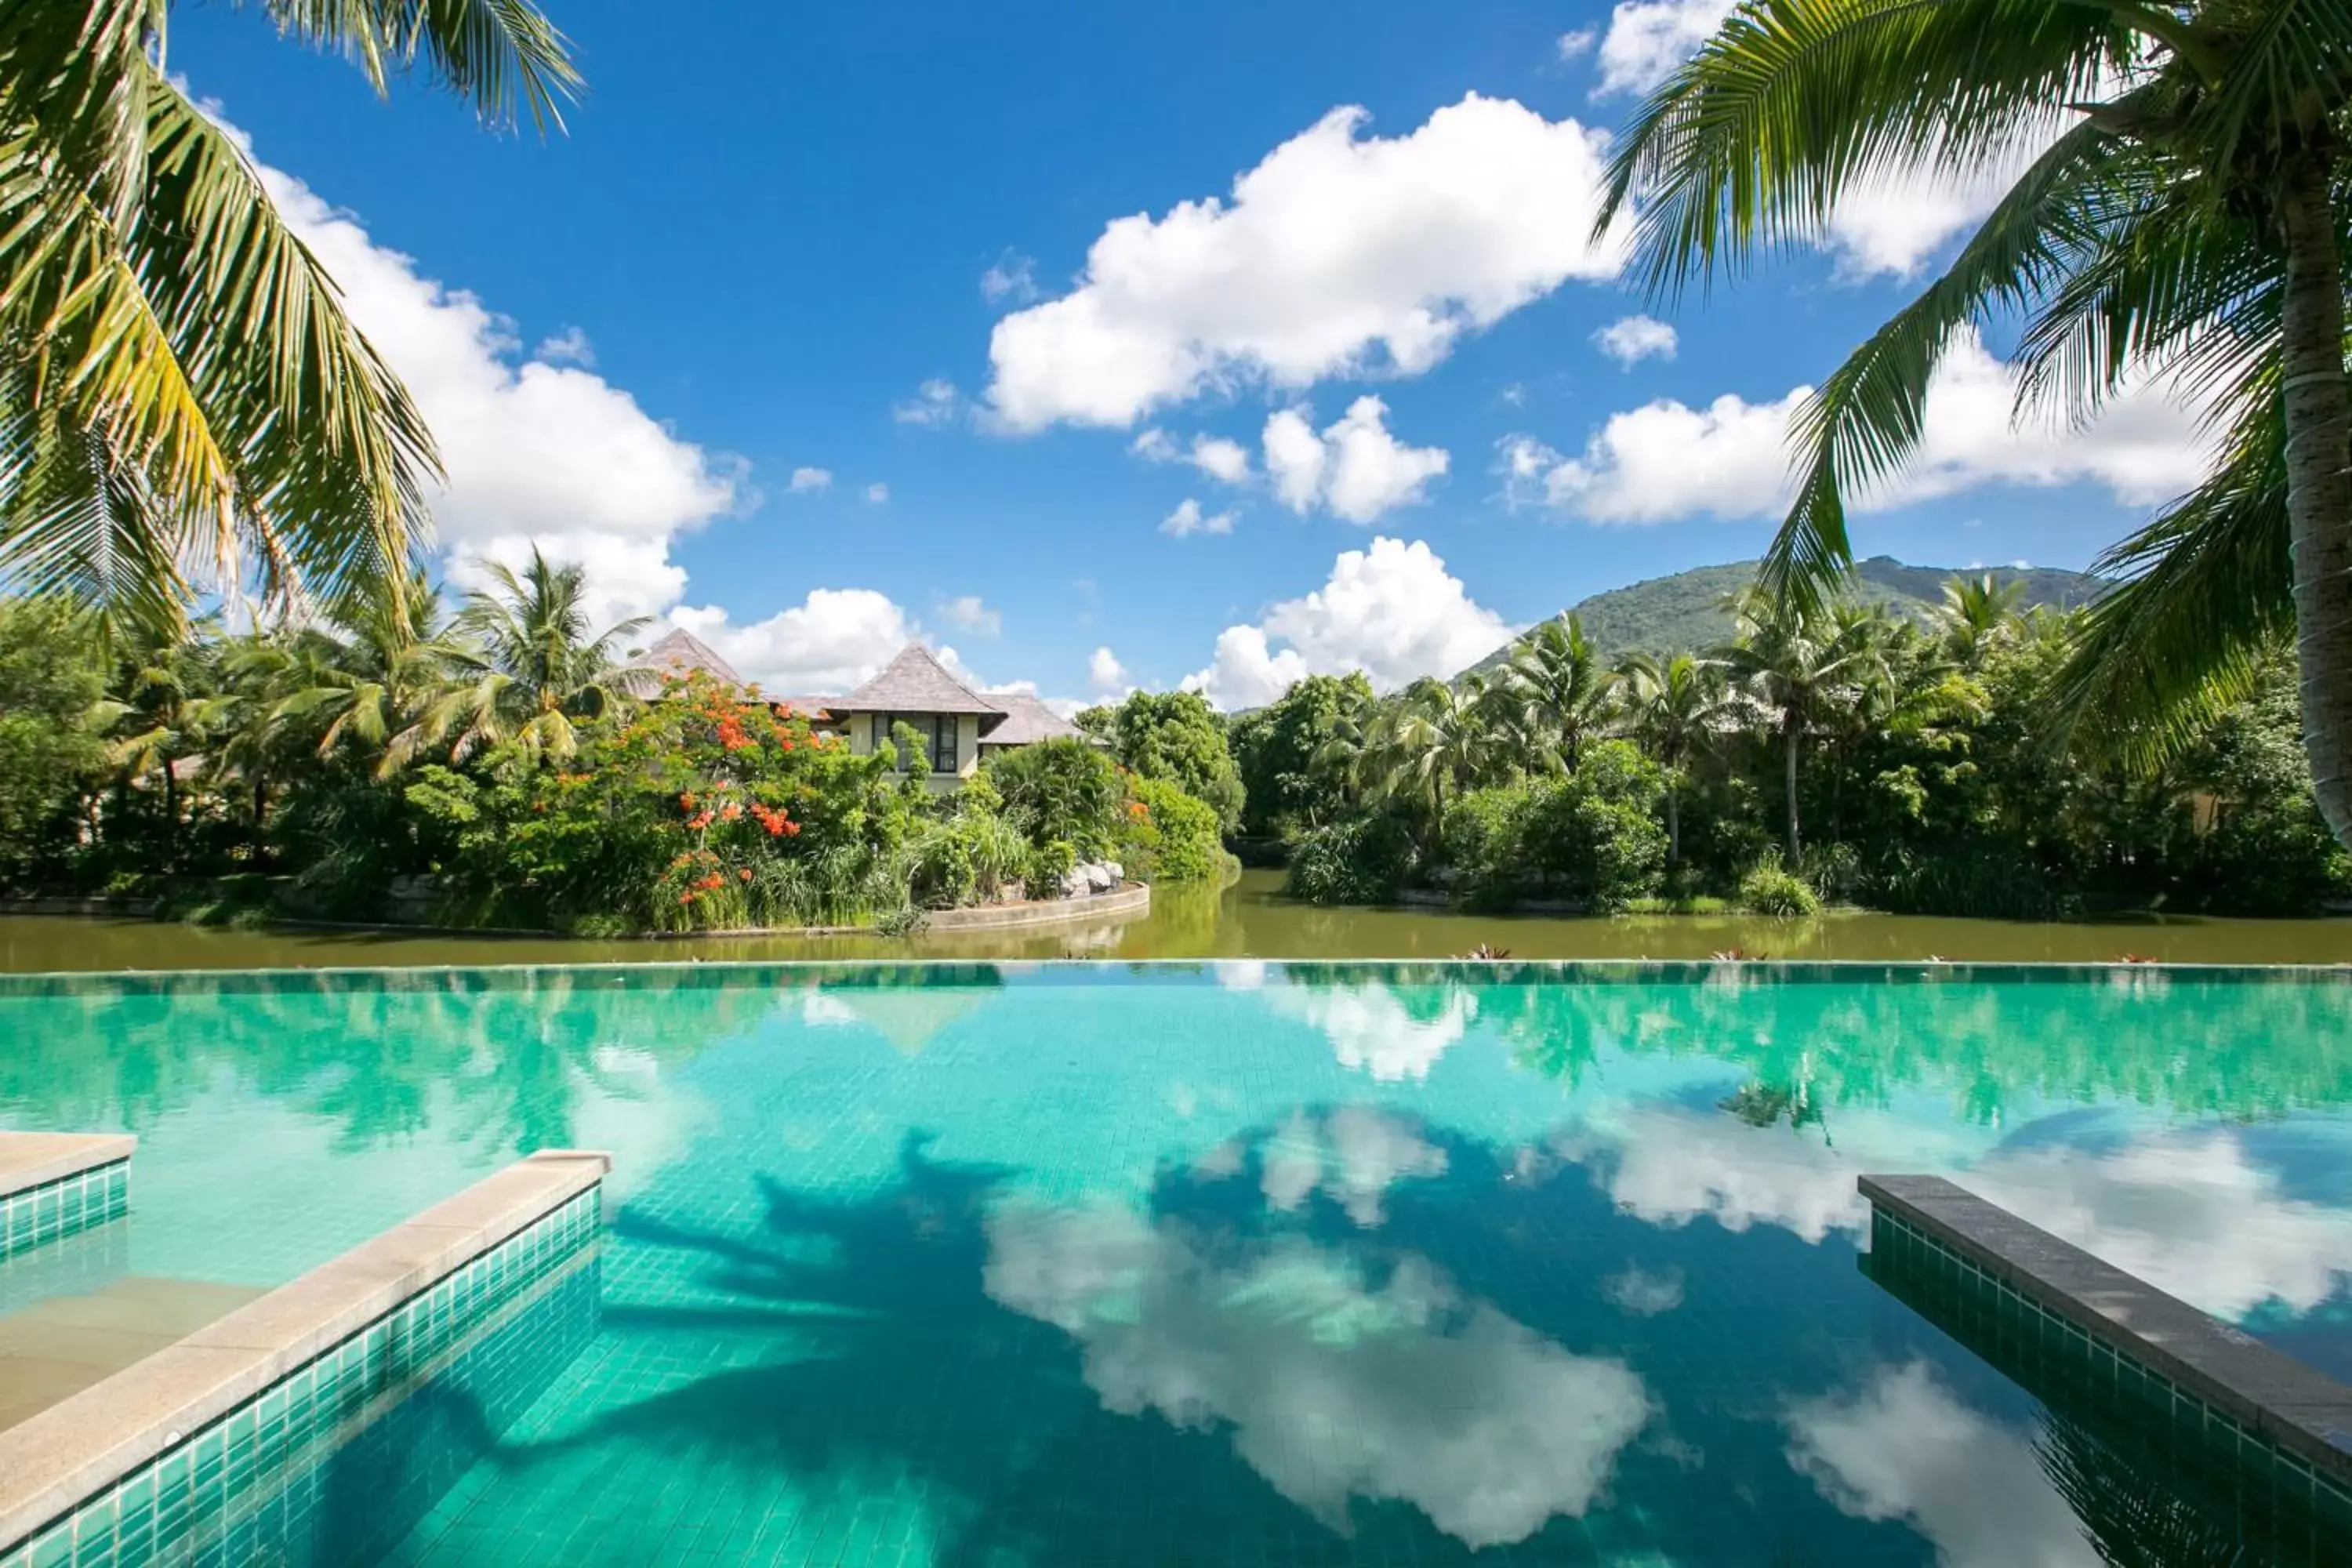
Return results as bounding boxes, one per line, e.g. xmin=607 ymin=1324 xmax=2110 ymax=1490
xmin=1285 ymin=815 xmax=1414 ymax=905
xmin=1028 ymin=837 xmax=1077 ymax=895
xmin=1120 ymin=776 xmax=1222 ymax=883
xmin=983 ymin=739 xmax=1124 ymax=859
xmin=1443 ymin=743 xmax=1668 ymax=912
xmin=1441 ymin=786 xmax=1532 ymax=909
xmin=1738 ymin=860 xmax=1820 ymax=917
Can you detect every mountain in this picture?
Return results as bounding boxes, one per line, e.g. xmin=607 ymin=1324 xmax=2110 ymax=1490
xmin=1465 ymin=555 xmax=2107 ymax=675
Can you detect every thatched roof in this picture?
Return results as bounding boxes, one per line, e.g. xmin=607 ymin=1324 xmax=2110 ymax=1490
xmin=981 ymin=692 xmax=1082 ymax=746
xmin=623 ymin=627 xmax=744 ymax=691
xmin=838 ymin=644 xmax=1005 ymax=718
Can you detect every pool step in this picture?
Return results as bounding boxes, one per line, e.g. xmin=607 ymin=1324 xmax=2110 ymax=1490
xmin=0 ymin=1276 xmax=267 ymax=1435
xmin=0 ymin=1132 xmax=133 ymax=1261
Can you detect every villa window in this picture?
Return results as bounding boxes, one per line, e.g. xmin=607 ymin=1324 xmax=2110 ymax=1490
xmin=880 ymin=713 xmax=956 ymax=771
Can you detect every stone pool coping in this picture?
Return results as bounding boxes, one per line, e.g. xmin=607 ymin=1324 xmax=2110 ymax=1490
xmin=0 ymin=1148 xmax=609 ymax=1552
xmin=1860 ymin=1173 xmax=2352 ymax=1490
xmin=0 ymin=1133 xmax=135 ymax=1200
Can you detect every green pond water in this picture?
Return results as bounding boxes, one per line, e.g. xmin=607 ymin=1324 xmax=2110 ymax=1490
xmin=5 ymin=869 xmax=2351 ymax=971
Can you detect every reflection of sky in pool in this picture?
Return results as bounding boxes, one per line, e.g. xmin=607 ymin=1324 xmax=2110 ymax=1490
xmin=3 ymin=962 xmax=2348 ymax=1565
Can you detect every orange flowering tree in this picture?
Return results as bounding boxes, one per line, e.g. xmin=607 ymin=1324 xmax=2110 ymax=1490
xmin=408 ymin=670 xmax=913 ymax=933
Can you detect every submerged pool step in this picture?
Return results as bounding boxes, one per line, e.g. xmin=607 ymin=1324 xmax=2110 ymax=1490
xmin=0 ymin=1149 xmax=611 ymax=1567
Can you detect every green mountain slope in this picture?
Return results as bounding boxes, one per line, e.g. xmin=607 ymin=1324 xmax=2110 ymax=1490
xmin=1467 ymin=554 xmax=2106 ymax=675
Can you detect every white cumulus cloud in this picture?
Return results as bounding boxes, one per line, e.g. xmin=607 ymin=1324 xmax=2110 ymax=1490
xmin=1088 ymin=645 xmax=1131 ymax=695
xmin=1184 ymin=537 xmax=1514 ymax=710
xmin=1556 ymin=27 xmax=1598 ymax=60
xmin=1593 ymin=314 xmax=1678 ymax=367
xmin=671 ymin=590 xmax=918 ymax=696
xmin=893 ymin=378 xmax=964 ymax=426
xmin=1134 ymin=428 xmax=1252 ymax=485
xmin=532 ymin=325 xmax=594 ymax=366
xmin=1161 ymin=498 xmax=1238 ymax=539
xmin=255 ymin=156 xmax=741 ymax=632
xmin=865 ymin=482 xmax=891 ymax=504
xmin=938 ymin=595 xmax=1001 ymax=635
xmin=985 ymin=94 xmax=1626 ymax=430
xmin=1262 ymin=397 xmax=1450 ymax=523
xmin=1592 ymin=0 xmax=1740 ymax=97
xmin=1501 ymin=329 xmax=2211 ymax=524
xmin=787 ymin=466 xmax=833 ymax=493
xmin=980 ymin=249 xmax=1039 ymax=305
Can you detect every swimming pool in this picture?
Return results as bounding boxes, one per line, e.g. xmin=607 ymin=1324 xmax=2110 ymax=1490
xmin=3 ymin=960 xmax=2348 ymax=1564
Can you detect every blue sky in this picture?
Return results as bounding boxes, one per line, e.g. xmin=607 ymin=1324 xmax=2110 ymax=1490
xmin=170 ymin=0 xmax=2209 ymax=708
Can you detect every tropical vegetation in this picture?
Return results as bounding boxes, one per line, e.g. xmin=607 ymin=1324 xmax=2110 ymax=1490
xmin=0 ymin=0 xmax=576 ymax=635
xmin=1602 ymin=0 xmax=2352 ymax=848
xmin=0 ymin=583 xmax=1229 ymax=934
xmin=1246 ymin=586 xmax=2348 ymax=917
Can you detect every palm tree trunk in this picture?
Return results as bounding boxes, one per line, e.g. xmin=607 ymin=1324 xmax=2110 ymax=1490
xmin=2278 ymin=151 xmax=2352 ymax=848
xmin=1665 ymin=784 xmax=1682 ymax=866
xmin=159 ymin=753 xmax=177 ymax=863
xmin=1782 ymin=717 xmax=1802 ymax=865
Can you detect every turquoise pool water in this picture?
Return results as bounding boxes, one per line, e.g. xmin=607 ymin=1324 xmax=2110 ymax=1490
xmin=2 ymin=961 xmax=2350 ymax=1564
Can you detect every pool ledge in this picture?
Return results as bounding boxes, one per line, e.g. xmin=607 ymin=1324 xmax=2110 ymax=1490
xmin=0 ymin=1133 xmax=135 ymax=1200
xmin=1861 ymin=1173 xmax=2352 ymax=1490
xmin=0 ymin=1147 xmax=608 ymax=1552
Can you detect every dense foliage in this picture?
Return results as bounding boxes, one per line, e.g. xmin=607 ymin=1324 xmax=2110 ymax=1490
xmin=1080 ymin=690 xmax=1246 ymax=833
xmin=1268 ymin=589 xmax=2350 ymax=917
xmin=0 ymin=576 xmax=1231 ymax=934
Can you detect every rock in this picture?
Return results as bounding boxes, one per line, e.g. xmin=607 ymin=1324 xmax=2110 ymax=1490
xmin=1061 ymin=868 xmax=1091 ymax=899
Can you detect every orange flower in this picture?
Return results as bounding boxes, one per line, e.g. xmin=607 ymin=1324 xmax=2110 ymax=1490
xmin=738 ymin=868 xmax=753 ymax=882
xmin=784 ymin=820 xmax=801 ymax=837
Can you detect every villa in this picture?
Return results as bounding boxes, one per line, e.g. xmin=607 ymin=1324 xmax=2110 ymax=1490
xmin=625 ymin=630 xmax=1084 ymax=788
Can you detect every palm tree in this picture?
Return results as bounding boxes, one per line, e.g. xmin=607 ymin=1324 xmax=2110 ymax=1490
xmin=1599 ymin=0 xmax=2352 ymax=848
xmin=1502 ymin=615 xmax=1616 ymax=773
xmin=447 ymin=548 xmax=649 ymax=762
xmin=105 ymin=623 xmax=219 ymax=858
xmin=1617 ymin=652 xmax=1724 ymax=864
xmin=266 ymin=575 xmax=478 ymax=776
xmin=0 ymin=3 xmax=579 ymax=633
xmin=1372 ymin=677 xmax=1496 ymax=840
xmin=1713 ymin=590 xmax=1889 ymax=863
xmin=1936 ymin=575 xmax=2027 ymax=670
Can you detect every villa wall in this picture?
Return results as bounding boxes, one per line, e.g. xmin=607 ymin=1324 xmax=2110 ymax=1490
xmin=845 ymin=710 xmax=980 ymax=787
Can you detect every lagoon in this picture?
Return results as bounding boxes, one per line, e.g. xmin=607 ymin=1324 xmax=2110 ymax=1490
xmin=5 ymin=869 xmax=2352 ymax=971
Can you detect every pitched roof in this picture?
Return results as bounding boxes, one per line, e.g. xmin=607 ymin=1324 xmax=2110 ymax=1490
xmin=838 ymin=644 xmax=1005 ymax=717
xmin=624 ymin=627 xmax=744 ymax=691
xmin=981 ymin=692 xmax=1082 ymax=746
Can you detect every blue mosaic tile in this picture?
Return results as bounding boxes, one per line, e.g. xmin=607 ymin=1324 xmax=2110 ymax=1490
xmin=2 ymin=1187 xmax=601 ymax=1567
xmin=0 ymin=1160 xmax=127 ymax=1261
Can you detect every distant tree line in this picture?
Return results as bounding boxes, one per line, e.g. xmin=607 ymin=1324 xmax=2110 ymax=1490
xmin=1226 ymin=581 xmax=2350 ymax=918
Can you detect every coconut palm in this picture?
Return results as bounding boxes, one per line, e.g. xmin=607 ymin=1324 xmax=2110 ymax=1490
xmin=264 ymin=575 xmax=480 ymax=775
xmin=1936 ymin=575 xmax=2027 ymax=669
xmin=447 ymin=548 xmax=649 ymax=762
xmin=1501 ymin=615 xmax=1617 ymax=773
xmin=105 ymin=622 xmax=220 ymax=857
xmin=1714 ymin=590 xmax=1889 ymax=862
xmin=1599 ymin=0 xmax=2352 ymax=848
xmin=0 ymin=2 xmax=579 ymax=633
xmin=1617 ymin=651 xmax=1725 ymax=864
xmin=1373 ymin=676 xmax=1497 ymax=838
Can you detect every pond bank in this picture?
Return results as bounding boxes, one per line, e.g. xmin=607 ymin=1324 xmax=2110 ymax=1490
xmin=4 ymin=871 xmax=2350 ymax=970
